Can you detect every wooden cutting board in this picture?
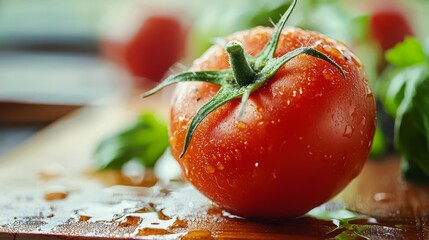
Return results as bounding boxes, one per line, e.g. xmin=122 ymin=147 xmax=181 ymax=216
xmin=0 ymin=94 xmax=428 ymax=239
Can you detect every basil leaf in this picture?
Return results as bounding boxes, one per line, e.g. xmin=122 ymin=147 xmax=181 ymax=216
xmin=95 ymin=112 xmax=168 ymax=170
xmin=395 ymin=66 xmax=429 ymax=176
xmin=385 ymin=37 xmax=427 ymax=68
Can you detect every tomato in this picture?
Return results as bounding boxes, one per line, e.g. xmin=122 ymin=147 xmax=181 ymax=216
xmin=369 ymin=6 xmax=413 ymax=52
xmin=124 ymin=16 xmax=188 ymax=83
xmin=101 ymin=14 xmax=188 ymax=85
xmin=167 ymin=27 xmax=375 ymax=218
xmin=145 ymin=1 xmax=376 ymax=218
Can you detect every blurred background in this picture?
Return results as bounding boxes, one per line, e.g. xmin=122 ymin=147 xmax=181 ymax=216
xmin=0 ymin=0 xmax=428 ymax=159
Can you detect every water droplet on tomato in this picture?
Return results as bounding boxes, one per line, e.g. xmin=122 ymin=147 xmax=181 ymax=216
xmin=287 ymin=100 xmax=291 ymax=105
xmin=216 ymin=162 xmax=224 ymax=170
xmin=205 ymin=165 xmax=215 ymax=174
xmin=292 ymin=90 xmax=297 ymax=97
xmin=299 ymin=87 xmax=303 ymax=95
xmin=272 ymin=171 xmax=278 ymax=179
xmin=373 ymin=192 xmax=395 ymax=202
xmin=234 ymin=121 xmax=248 ymax=131
xmin=343 ymin=125 xmax=354 ymax=138
xmin=322 ymin=45 xmax=343 ymax=60
xmin=257 ymin=121 xmax=264 ymax=126
xmin=315 ymin=92 xmax=323 ymax=97
xmin=323 ymin=68 xmax=334 ymax=80
xmin=255 ymin=162 xmax=259 ymax=167
xmin=361 ymin=116 xmax=366 ymax=126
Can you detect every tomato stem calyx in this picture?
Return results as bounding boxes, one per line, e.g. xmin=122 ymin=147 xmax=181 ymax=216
xmin=143 ymin=0 xmax=346 ymax=158
xmin=226 ymin=40 xmax=256 ymax=87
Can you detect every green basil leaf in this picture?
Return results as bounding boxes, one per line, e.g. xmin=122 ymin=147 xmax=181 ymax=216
xmin=395 ymin=66 xmax=429 ymax=176
xmin=95 ymin=112 xmax=168 ymax=170
xmin=385 ymin=37 xmax=427 ymax=68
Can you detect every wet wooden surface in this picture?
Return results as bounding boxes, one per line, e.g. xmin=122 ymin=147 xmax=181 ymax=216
xmin=0 ymin=96 xmax=428 ymax=239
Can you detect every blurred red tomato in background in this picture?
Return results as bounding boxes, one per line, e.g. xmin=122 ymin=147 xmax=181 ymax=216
xmin=369 ymin=4 xmax=413 ymax=53
xmin=101 ymin=10 xmax=188 ymax=87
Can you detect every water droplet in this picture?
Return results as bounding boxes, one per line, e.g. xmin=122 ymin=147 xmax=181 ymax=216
xmin=292 ymin=90 xmax=297 ymax=97
xmin=205 ymin=165 xmax=215 ymax=174
xmin=217 ymin=162 xmax=225 ymax=170
xmin=361 ymin=117 xmax=366 ymax=126
xmin=234 ymin=121 xmax=248 ymax=131
xmin=255 ymin=162 xmax=259 ymax=167
xmin=299 ymin=88 xmax=303 ymax=95
xmin=373 ymin=192 xmax=395 ymax=202
xmin=272 ymin=171 xmax=278 ymax=179
xmin=323 ymin=68 xmax=334 ymax=80
xmin=322 ymin=45 xmax=343 ymax=59
xmin=365 ymin=85 xmax=373 ymax=96
xmin=287 ymin=100 xmax=291 ymax=105
xmin=343 ymin=125 xmax=354 ymax=138
xmin=258 ymin=121 xmax=264 ymax=126
xmin=178 ymin=116 xmax=186 ymax=122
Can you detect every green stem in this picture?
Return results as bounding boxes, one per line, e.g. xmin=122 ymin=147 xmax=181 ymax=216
xmin=226 ymin=41 xmax=256 ymax=87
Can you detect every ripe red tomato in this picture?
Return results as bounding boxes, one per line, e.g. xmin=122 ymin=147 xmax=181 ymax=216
xmin=168 ymin=27 xmax=376 ymax=218
xmin=101 ymin=14 xmax=188 ymax=85
xmin=124 ymin=16 xmax=188 ymax=83
xmin=369 ymin=7 xmax=413 ymax=52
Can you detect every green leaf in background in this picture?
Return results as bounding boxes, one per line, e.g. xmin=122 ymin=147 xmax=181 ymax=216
xmin=385 ymin=37 xmax=427 ymax=68
xmin=395 ymin=66 xmax=429 ymax=177
xmin=95 ymin=112 xmax=168 ymax=170
xmin=380 ymin=37 xmax=429 ymax=181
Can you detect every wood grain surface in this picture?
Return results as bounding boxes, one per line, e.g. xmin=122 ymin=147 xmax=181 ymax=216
xmin=0 ymin=95 xmax=428 ymax=239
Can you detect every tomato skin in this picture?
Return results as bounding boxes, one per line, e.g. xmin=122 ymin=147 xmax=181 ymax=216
xmin=169 ymin=27 xmax=376 ymax=218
